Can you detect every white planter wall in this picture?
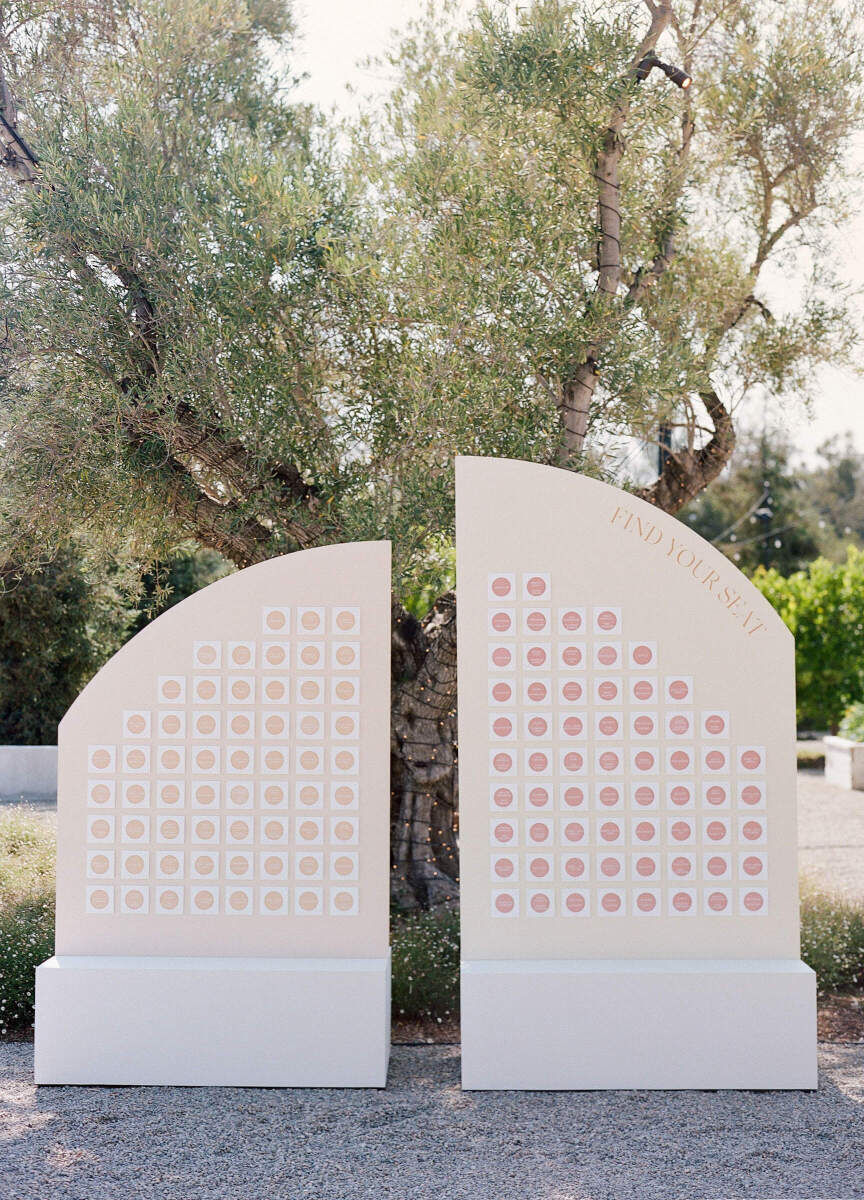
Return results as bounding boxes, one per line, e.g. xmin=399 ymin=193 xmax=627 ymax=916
xmin=0 ymin=745 xmax=58 ymax=795
xmin=824 ymin=736 xmax=864 ymax=790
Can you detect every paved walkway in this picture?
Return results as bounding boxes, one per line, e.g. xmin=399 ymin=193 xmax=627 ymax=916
xmin=1 ymin=1044 xmax=862 ymax=1200
xmin=798 ymin=769 xmax=864 ymax=901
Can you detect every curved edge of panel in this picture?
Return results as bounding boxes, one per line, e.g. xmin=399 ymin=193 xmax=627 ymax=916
xmin=456 ymin=454 xmax=798 ymax=961
xmin=61 ymin=541 xmax=391 ymax=728
xmin=56 ymin=539 xmax=391 ymax=959
xmin=456 ymin=456 xmax=790 ymax=645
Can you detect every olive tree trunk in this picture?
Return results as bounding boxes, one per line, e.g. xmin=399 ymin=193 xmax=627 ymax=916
xmin=390 ymin=593 xmax=459 ymax=909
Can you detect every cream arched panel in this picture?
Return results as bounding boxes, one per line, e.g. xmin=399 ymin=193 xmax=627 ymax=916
xmin=37 ymin=542 xmax=391 ymax=1086
xmin=56 ymin=541 xmax=390 ymax=958
xmin=457 ymin=457 xmax=814 ymax=1089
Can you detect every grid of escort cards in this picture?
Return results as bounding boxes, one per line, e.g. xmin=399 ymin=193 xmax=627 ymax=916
xmin=83 ymin=604 xmax=363 ymax=917
xmin=486 ymin=572 xmax=769 ymax=919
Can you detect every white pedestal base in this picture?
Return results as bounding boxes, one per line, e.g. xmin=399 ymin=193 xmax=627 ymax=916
xmin=461 ymin=958 xmax=816 ymax=1090
xmin=35 ymin=953 xmax=391 ymax=1087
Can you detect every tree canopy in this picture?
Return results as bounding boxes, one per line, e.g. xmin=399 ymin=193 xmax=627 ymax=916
xmin=0 ymin=0 xmax=860 ymax=603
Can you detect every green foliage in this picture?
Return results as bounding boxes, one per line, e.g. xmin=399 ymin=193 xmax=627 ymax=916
xmin=0 ymin=548 xmax=135 ymax=745
xmin=838 ymin=702 xmax=864 ymax=743
xmin=753 ymin=548 xmax=864 ymax=731
xmin=352 ymin=0 xmax=690 ymax=477
xmin=799 ymin=437 xmax=864 ymax=562
xmin=391 ymin=908 xmax=460 ymax=1020
xmin=402 ymin=539 xmax=456 ymax=618
xmin=131 ymin=546 xmax=232 ymax=633
xmin=796 ymin=744 xmax=825 ymax=769
xmin=0 ymin=0 xmax=368 ymax=566
xmin=464 ymin=1 xmax=635 ymax=119
xmin=800 ymin=881 xmax=864 ymax=994
xmin=0 ymin=809 xmax=55 ymax=1033
xmin=349 ymin=0 xmax=864 ymax=516
xmin=0 ymin=544 xmax=230 ymax=748
xmin=680 ymin=431 xmax=822 ymax=575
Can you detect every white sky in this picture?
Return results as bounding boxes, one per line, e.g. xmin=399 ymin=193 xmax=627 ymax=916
xmin=292 ymin=0 xmax=864 ymax=463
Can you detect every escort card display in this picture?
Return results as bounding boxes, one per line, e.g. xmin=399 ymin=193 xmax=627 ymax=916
xmin=35 ymin=542 xmax=391 ymax=1086
xmin=456 ymin=457 xmax=816 ymax=1090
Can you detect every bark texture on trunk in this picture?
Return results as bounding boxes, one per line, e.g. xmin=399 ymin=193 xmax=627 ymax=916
xmin=636 ymin=388 xmax=735 ymax=513
xmin=390 ymin=593 xmax=459 ymax=909
xmin=0 ymin=68 xmax=38 ymax=184
xmin=557 ymin=1 xmax=674 ymax=460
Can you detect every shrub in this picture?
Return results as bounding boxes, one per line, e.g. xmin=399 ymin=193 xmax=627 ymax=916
xmin=800 ymin=881 xmax=864 ymax=993
xmin=0 ymin=549 xmax=134 ymax=745
xmin=796 ymin=744 xmax=825 ymax=769
xmin=391 ymin=908 xmax=460 ymax=1020
xmin=0 ymin=546 xmax=229 ymax=748
xmin=0 ymin=809 xmax=55 ymax=1033
xmin=753 ymin=547 xmax=864 ymax=732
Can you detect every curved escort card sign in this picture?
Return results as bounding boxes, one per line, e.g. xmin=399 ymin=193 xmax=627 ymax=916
xmin=456 ymin=457 xmax=815 ymax=1089
xmin=35 ymin=542 xmax=391 ymax=1086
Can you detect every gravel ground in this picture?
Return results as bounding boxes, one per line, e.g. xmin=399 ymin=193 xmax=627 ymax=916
xmin=0 ymin=1043 xmax=862 ymax=1200
xmin=3 ymin=770 xmax=863 ymax=1198
xmin=797 ymin=770 xmax=864 ymax=901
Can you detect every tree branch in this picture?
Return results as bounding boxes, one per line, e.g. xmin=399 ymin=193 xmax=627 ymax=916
xmin=636 ymin=388 xmax=735 ymax=513
xmin=161 ymin=457 xmax=278 ymax=568
xmin=0 ymin=61 xmax=332 ymax=564
xmin=125 ymin=400 xmax=327 ymax=553
xmin=0 ymin=110 xmax=38 ymax=183
xmin=557 ymin=2 xmax=675 ymax=462
xmin=0 ymin=58 xmax=38 ymax=184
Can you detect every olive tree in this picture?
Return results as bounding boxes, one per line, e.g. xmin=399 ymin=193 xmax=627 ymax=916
xmin=0 ymin=0 xmax=860 ymax=905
